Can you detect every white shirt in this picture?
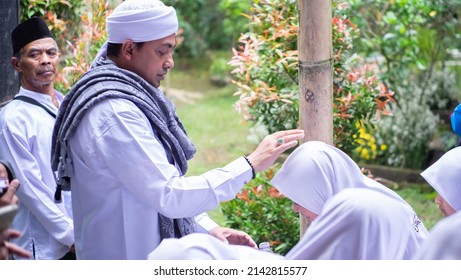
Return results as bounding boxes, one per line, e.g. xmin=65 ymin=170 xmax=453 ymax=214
xmin=69 ymin=98 xmax=253 ymax=259
xmin=414 ymin=211 xmax=461 ymax=260
xmin=0 ymin=87 xmax=74 ymax=260
xmin=271 ymin=141 xmax=428 ymax=259
xmin=286 ymin=188 xmax=414 ymax=260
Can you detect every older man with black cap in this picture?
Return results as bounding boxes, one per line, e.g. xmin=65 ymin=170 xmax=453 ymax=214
xmin=0 ymin=17 xmax=75 ymax=259
xmin=51 ymin=0 xmax=303 ymax=260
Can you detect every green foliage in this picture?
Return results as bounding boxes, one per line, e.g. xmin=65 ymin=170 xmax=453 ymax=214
xmin=209 ymin=58 xmax=233 ymax=87
xmin=55 ymin=0 xmax=110 ymax=93
xmin=20 ymin=0 xmax=84 ymax=49
xmin=163 ymin=0 xmax=250 ymax=57
xmin=220 ymin=166 xmax=299 ymax=256
xmin=219 ymin=0 xmax=251 ymax=44
xmin=229 ymin=0 xmax=394 ymax=156
xmin=348 ymin=0 xmax=461 ymax=168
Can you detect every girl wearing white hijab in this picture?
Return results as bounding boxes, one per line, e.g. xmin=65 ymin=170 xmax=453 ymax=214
xmin=270 ymin=141 xmax=428 ymax=259
xmin=414 ymin=211 xmax=461 ymax=260
xmin=420 ymin=146 xmax=461 ymax=217
xmin=286 ymin=188 xmax=413 ymax=259
xmin=147 ymin=233 xmax=284 ymax=260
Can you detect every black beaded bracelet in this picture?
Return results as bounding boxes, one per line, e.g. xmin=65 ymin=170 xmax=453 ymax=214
xmin=243 ymin=156 xmax=256 ymax=179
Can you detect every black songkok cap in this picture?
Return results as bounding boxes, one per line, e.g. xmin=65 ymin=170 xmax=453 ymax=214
xmin=11 ymin=17 xmax=54 ymax=55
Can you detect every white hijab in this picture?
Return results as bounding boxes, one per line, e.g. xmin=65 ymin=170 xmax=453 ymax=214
xmin=414 ymin=211 xmax=461 ymax=260
xmin=147 ymin=233 xmax=284 ymax=260
xmin=286 ymin=188 xmax=415 ymax=259
xmin=420 ymin=146 xmax=461 ymax=211
xmin=271 ymin=141 xmax=428 ymax=259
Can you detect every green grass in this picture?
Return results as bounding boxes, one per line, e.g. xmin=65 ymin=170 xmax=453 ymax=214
xmin=176 ymin=88 xmax=255 ymax=176
xmin=167 ymin=55 xmax=255 ymax=225
xmin=395 ymin=184 xmax=444 ymax=230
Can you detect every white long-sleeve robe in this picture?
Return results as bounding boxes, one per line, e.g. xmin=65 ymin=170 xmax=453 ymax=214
xmin=68 ymin=97 xmax=253 ymax=259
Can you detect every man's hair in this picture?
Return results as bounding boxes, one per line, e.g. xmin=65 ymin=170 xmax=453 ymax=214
xmin=107 ymin=42 xmax=145 ymax=58
xmin=13 ymin=49 xmax=23 ymax=60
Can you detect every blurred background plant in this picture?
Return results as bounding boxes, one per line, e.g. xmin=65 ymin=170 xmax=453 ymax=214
xmin=56 ymin=0 xmax=110 ymax=92
xmin=20 ymin=0 xmax=84 ymax=50
xmin=229 ymin=0 xmax=395 ymax=159
xmin=348 ymin=0 xmax=461 ymax=169
xmin=162 ymin=0 xmax=251 ymax=58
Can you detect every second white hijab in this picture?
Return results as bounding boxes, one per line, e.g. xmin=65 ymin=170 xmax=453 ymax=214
xmin=271 ymin=141 xmax=406 ymax=214
xmin=270 ymin=141 xmax=428 ymax=259
xmin=286 ymin=187 xmax=413 ymax=259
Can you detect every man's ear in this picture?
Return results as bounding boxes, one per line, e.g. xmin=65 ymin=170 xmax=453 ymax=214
xmin=11 ymin=57 xmax=21 ymax=72
xmin=121 ymin=40 xmax=135 ymax=59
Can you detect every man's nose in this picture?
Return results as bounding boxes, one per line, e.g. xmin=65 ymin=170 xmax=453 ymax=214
xmin=164 ymin=55 xmax=174 ymax=69
xmin=40 ymin=53 xmax=52 ymax=65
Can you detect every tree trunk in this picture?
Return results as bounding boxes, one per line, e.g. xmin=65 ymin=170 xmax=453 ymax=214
xmin=297 ymin=0 xmax=333 ymax=235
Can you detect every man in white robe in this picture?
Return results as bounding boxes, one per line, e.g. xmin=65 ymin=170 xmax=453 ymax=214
xmin=51 ymin=0 xmax=304 ymax=260
xmin=0 ymin=17 xmax=75 ymax=260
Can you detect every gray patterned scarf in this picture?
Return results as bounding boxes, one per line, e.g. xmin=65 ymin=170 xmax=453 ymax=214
xmin=51 ymin=57 xmax=197 ymax=239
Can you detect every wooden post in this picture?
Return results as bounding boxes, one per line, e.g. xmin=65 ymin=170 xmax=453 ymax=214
xmin=0 ymin=0 xmax=19 ymax=106
xmin=297 ymin=0 xmax=333 ymax=235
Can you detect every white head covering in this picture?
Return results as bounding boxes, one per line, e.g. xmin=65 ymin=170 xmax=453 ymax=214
xmin=420 ymin=146 xmax=461 ymax=212
xmin=270 ymin=141 xmax=429 ymax=259
xmin=107 ymin=0 xmax=178 ymax=43
xmin=286 ymin=188 xmax=413 ymax=260
xmin=147 ymin=233 xmax=284 ymax=260
xmin=94 ymin=0 xmax=178 ymax=61
xmin=271 ymin=141 xmax=405 ymax=214
xmin=414 ymin=211 xmax=461 ymax=260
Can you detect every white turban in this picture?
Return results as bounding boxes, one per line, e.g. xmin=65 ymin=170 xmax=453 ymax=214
xmin=107 ymin=0 xmax=178 ymax=43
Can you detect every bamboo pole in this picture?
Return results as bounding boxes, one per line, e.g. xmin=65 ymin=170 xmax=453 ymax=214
xmin=297 ymin=0 xmax=333 ymax=235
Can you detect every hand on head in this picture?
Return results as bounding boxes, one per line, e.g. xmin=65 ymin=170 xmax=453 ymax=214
xmin=246 ymin=129 xmax=304 ymax=172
